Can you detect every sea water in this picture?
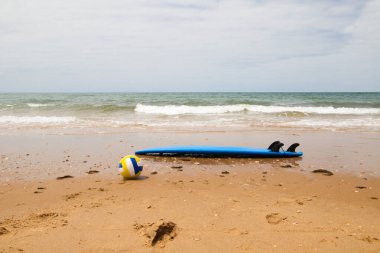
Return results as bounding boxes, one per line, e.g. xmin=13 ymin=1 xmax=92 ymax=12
xmin=0 ymin=92 xmax=379 ymax=132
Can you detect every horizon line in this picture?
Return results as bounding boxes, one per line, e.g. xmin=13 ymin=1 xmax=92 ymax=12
xmin=0 ymin=91 xmax=379 ymax=94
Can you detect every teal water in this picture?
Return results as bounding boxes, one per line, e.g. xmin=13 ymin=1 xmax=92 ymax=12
xmin=0 ymin=93 xmax=379 ymax=131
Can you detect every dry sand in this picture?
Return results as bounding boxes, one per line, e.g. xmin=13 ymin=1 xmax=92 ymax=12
xmin=0 ymin=129 xmax=379 ymax=252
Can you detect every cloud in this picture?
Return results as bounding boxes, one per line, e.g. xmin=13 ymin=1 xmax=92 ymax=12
xmin=0 ymin=0 xmax=378 ymax=91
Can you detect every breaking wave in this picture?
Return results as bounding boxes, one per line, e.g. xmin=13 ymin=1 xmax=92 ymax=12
xmin=0 ymin=116 xmax=77 ymax=124
xmin=27 ymin=103 xmax=55 ymax=108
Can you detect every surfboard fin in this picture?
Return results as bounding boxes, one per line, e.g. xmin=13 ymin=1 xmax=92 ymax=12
xmin=287 ymin=143 xmax=300 ymax=152
xmin=268 ymin=141 xmax=281 ymax=150
xmin=269 ymin=142 xmax=284 ymax=152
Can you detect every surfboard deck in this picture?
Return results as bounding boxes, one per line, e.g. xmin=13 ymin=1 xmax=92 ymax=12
xmin=135 ymin=146 xmax=303 ymax=158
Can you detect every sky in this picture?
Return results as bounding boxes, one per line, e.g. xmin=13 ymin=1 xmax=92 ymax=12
xmin=0 ymin=0 xmax=379 ymax=92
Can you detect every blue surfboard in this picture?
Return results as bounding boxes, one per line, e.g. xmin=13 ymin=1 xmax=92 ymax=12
xmin=135 ymin=142 xmax=302 ymax=158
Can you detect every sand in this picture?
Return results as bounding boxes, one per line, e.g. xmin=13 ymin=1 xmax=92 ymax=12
xmin=0 ymin=129 xmax=379 ymax=252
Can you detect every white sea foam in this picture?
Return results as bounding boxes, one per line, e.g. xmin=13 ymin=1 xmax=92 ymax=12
xmin=109 ymin=117 xmax=241 ymax=128
xmin=108 ymin=117 xmax=380 ymax=131
xmin=0 ymin=116 xmax=77 ymax=124
xmin=281 ymin=118 xmax=380 ymax=130
xmin=27 ymin=103 xmax=54 ymax=107
xmin=135 ymin=103 xmax=380 ymax=115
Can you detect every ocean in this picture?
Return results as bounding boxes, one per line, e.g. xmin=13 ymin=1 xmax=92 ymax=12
xmin=0 ymin=92 xmax=379 ymax=132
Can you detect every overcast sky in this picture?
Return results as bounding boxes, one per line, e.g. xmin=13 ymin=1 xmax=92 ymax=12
xmin=0 ymin=0 xmax=379 ymax=92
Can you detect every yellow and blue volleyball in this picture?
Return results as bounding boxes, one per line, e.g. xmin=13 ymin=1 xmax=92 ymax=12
xmin=118 ymin=155 xmax=143 ymax=179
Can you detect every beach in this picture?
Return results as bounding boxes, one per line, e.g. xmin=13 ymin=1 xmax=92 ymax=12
xmin=2 ymin=0 xmax=380 ymax=250
xmin=0 ymin=128 xmax=379 ymax=253
xmin=0 ymin=93 xmax=380 ymax=252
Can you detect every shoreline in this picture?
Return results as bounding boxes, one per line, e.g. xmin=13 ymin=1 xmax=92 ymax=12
xmin=0 ymin=128 xmax=379 ymax=183
xmin=1 ymin=124 xmax=379 ymax=135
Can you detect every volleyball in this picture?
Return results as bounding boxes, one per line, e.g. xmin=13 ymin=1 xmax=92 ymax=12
xmin=118 ymin=155 xmax=143 ymax=179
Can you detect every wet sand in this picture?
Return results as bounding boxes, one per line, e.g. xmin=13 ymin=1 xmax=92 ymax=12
xmin=0 ymin=129 xmax=379 ymax=252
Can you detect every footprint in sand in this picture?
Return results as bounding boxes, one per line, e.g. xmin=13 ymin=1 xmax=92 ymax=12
xmin=0 ymin=227 xmax=9 ymax=235
xmin=134 ymin=220 xmax=178 ymax=247
xmin=266 ymin=213 xmax=287 ymax=224
xmin=30 ymin=212 xmax=60 ymax=223
xmin=2 ymin=212 xmax=66 ymax=231
xmin=31 ymin=212 xmax=68 ymax=228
